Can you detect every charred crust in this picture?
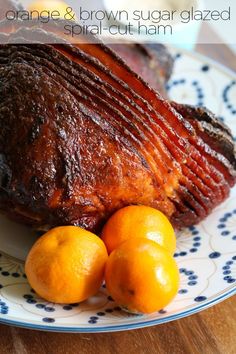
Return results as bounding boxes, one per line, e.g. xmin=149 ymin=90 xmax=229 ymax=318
xmin=0 ymin=154 xmax=12 ymax=192
xmin=172 ymin=102 xmax=236 ymax=171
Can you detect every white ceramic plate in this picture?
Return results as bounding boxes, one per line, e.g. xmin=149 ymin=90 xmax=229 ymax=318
xmin=0 ymin=49 xmax=235 ymax=332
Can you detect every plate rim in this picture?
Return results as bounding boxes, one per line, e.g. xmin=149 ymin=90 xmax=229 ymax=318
xmin=170 ymin=45 xmax=236 ymax=77
xmin=0 ymin=47 xmax=236 ymax=333
xmin=0 ymin=287 xmax=235 ymax=333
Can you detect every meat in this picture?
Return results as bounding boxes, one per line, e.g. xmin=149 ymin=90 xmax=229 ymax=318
xmin=0 ymin=25 xmax=235 ymax=232
xmin=110 ymin=43 xmax=236 ymax=184
xmin=109 ymin=42 xmax=235 ymax=162
xmin=108 ymin=43 xmax=174 ymax=97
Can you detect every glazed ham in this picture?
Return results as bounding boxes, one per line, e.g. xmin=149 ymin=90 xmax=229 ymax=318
xmin=0 ymin=24 xmax=235 ymax=232
xmin=108 ymin=43 xmax=174 ymax=97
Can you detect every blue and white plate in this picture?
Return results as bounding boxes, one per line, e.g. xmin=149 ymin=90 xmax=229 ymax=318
xmin=0 ymin=49 xmax=236 ymax=332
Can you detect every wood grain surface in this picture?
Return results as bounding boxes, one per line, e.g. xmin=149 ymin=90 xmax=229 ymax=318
xmin=0 ymin=27 xmax=235 ymax=354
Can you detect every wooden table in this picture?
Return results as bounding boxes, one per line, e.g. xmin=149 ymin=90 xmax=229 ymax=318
xmin=0 ymin=32 xmax=236 ymax=354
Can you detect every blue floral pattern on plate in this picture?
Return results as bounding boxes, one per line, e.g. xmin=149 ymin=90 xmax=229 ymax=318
xmin=0 ymin=49 xmax=235 ymax=332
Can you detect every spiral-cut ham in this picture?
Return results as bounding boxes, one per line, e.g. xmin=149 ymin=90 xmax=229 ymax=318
xmin=0 ymin=23 xmax=235 ymax=231
xmin=108 ymin=42 xmax=174 ymax=97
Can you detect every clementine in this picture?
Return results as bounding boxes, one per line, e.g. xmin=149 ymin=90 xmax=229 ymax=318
xmin=105 ymin=238 xmax=179 ymax=314
xmin=25 ymin=226 xmax=108 ymax=303
xmin=101 ymin=205 xmax=176 ymax=254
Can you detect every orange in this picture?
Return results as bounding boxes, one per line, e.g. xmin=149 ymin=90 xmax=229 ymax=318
xmin=25 ymin=226 xmax=108 ymax=303
xmin=101 ymin=205 xmax=176 ymax=254
xmin=105 ymin=238 xmax=179 ymax=314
